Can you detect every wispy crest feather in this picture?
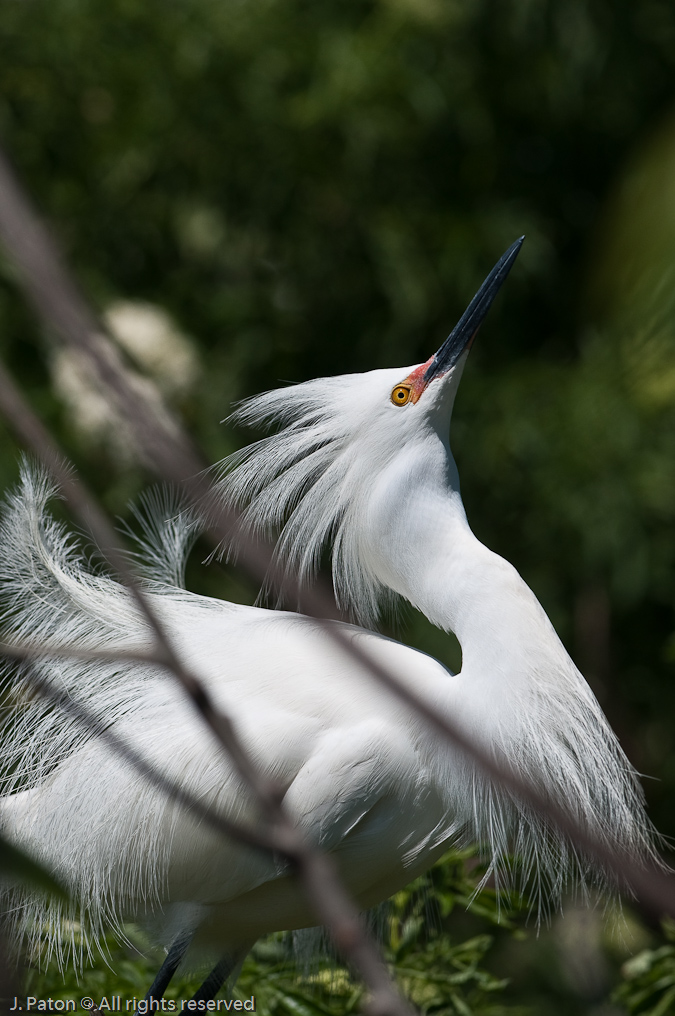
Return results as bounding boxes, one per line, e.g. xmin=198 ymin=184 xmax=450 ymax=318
xmin=215 ymin=372 xmax=404 ymax=628
xmin=122 ymin=485 xmax=197 ymax=588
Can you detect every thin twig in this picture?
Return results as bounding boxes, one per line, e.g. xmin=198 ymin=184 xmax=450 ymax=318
xmin=0 ymin=357 xmax=278 ymax=803
xmin=0 ymin=360 xmax=411 ymax=1016
xmin=8 ymin=659 xmax=279 ymax=855
xmin=0 ymin=149 xmax=196 ymax=480
xmin=308 ymin=620 xmax=675 ymax=919
xmin=0 ymin=640 xmax=161 ymax=668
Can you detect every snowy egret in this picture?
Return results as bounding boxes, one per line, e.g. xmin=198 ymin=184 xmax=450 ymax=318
xmin=0 ymin=240 xmax=656 ymax=1002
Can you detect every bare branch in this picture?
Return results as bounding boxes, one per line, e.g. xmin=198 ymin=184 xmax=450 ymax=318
xmin=9 ymin=658 xmax=278 ymax=855
xmin=0 ymin=640 xmax=163 ymax=668
xmin=0 ymin=139 xmax=412 ymax=1004
xmin=0 ymin=148 xmax=196 ymax=479
xmin=0 ymin=355 xmax=277 ymax=804
xmin=310 ymin=621 xmax=675 ymax=920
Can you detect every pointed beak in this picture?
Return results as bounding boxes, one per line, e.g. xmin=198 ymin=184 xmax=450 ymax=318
xmin=423 ymin=236 xmax=524 ymax=385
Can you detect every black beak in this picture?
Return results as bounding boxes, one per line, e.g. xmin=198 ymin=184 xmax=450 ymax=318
xmin=424 ymin=236 xmax=524 ymax=384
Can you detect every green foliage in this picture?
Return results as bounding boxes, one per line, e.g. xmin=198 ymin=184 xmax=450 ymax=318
xmin=613 ymin=921 xmax=675 ymax=1016
xmin=27 ymin=850 xmax=527 ymax=1015
xmin=381 ymin=851 xmax=525 ymax=1016
xmin=24 ymin=928 xmax=223 ymax=1002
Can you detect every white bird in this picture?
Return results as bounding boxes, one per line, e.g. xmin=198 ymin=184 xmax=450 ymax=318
xmin=0 ymin=240 xmax=657 ymax=1002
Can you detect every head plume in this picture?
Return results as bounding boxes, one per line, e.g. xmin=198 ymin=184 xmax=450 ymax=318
xmin=214 ymin=365 xmax=457 ymax=629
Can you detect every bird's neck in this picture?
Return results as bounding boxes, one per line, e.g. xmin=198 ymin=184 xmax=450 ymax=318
xmin=370 ymin=481 xmax=567 ymax=691
xmin=364 ymin=451 xmax=654 ymax=895
xmin=436 ymin=525 xmax=556 ymax=671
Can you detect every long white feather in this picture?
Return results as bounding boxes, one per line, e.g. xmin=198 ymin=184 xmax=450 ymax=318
xmin=214 ymin=367 xmax=425 ymax=628
xmin=0 ymin=462 xmax=662 ymax=974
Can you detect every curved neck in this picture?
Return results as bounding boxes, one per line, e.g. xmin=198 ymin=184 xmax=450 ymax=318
xmin=365 ymin=458 xmax=655 ymax=888
xmin=371 ymin=483 xmax=566 ymax=687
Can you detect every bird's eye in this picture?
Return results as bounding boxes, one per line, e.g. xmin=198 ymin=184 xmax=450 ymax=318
xmin=391 ymin=385 xmax=412 ymax=406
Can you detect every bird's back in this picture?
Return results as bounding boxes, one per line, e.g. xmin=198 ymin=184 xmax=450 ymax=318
xmin=0 ymin=470 xmax=463 ymax=964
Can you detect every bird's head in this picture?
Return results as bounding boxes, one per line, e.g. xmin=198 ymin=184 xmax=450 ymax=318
xmin=384 ymin=234 xmax=524 ymax=434
xmin=215 ymin=238 xmax=524 ymax=626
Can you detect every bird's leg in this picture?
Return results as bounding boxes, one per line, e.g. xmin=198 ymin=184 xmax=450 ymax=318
xmin=190 ymin=952 xmax=241 ymax=1003
xmin=139 ymin=930 xmax=193 ymax=1007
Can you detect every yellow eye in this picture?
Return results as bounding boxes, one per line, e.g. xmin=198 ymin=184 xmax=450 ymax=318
xmin=391 ymin=384 xmax=412 ymax=406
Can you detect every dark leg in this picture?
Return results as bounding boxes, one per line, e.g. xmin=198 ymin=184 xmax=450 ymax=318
xmin=136 ymin=930 xmax=193 ymax=1011
xmin=190 ymin=952 xmax=241 ymax=1002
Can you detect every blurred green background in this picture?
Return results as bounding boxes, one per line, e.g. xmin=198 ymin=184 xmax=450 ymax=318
xmin=3 ymin=0 xmax=675 ymax=1012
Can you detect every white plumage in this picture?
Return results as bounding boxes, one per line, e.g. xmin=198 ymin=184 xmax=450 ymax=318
xmin=0 ymin=241 xmax=659 ymax=996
